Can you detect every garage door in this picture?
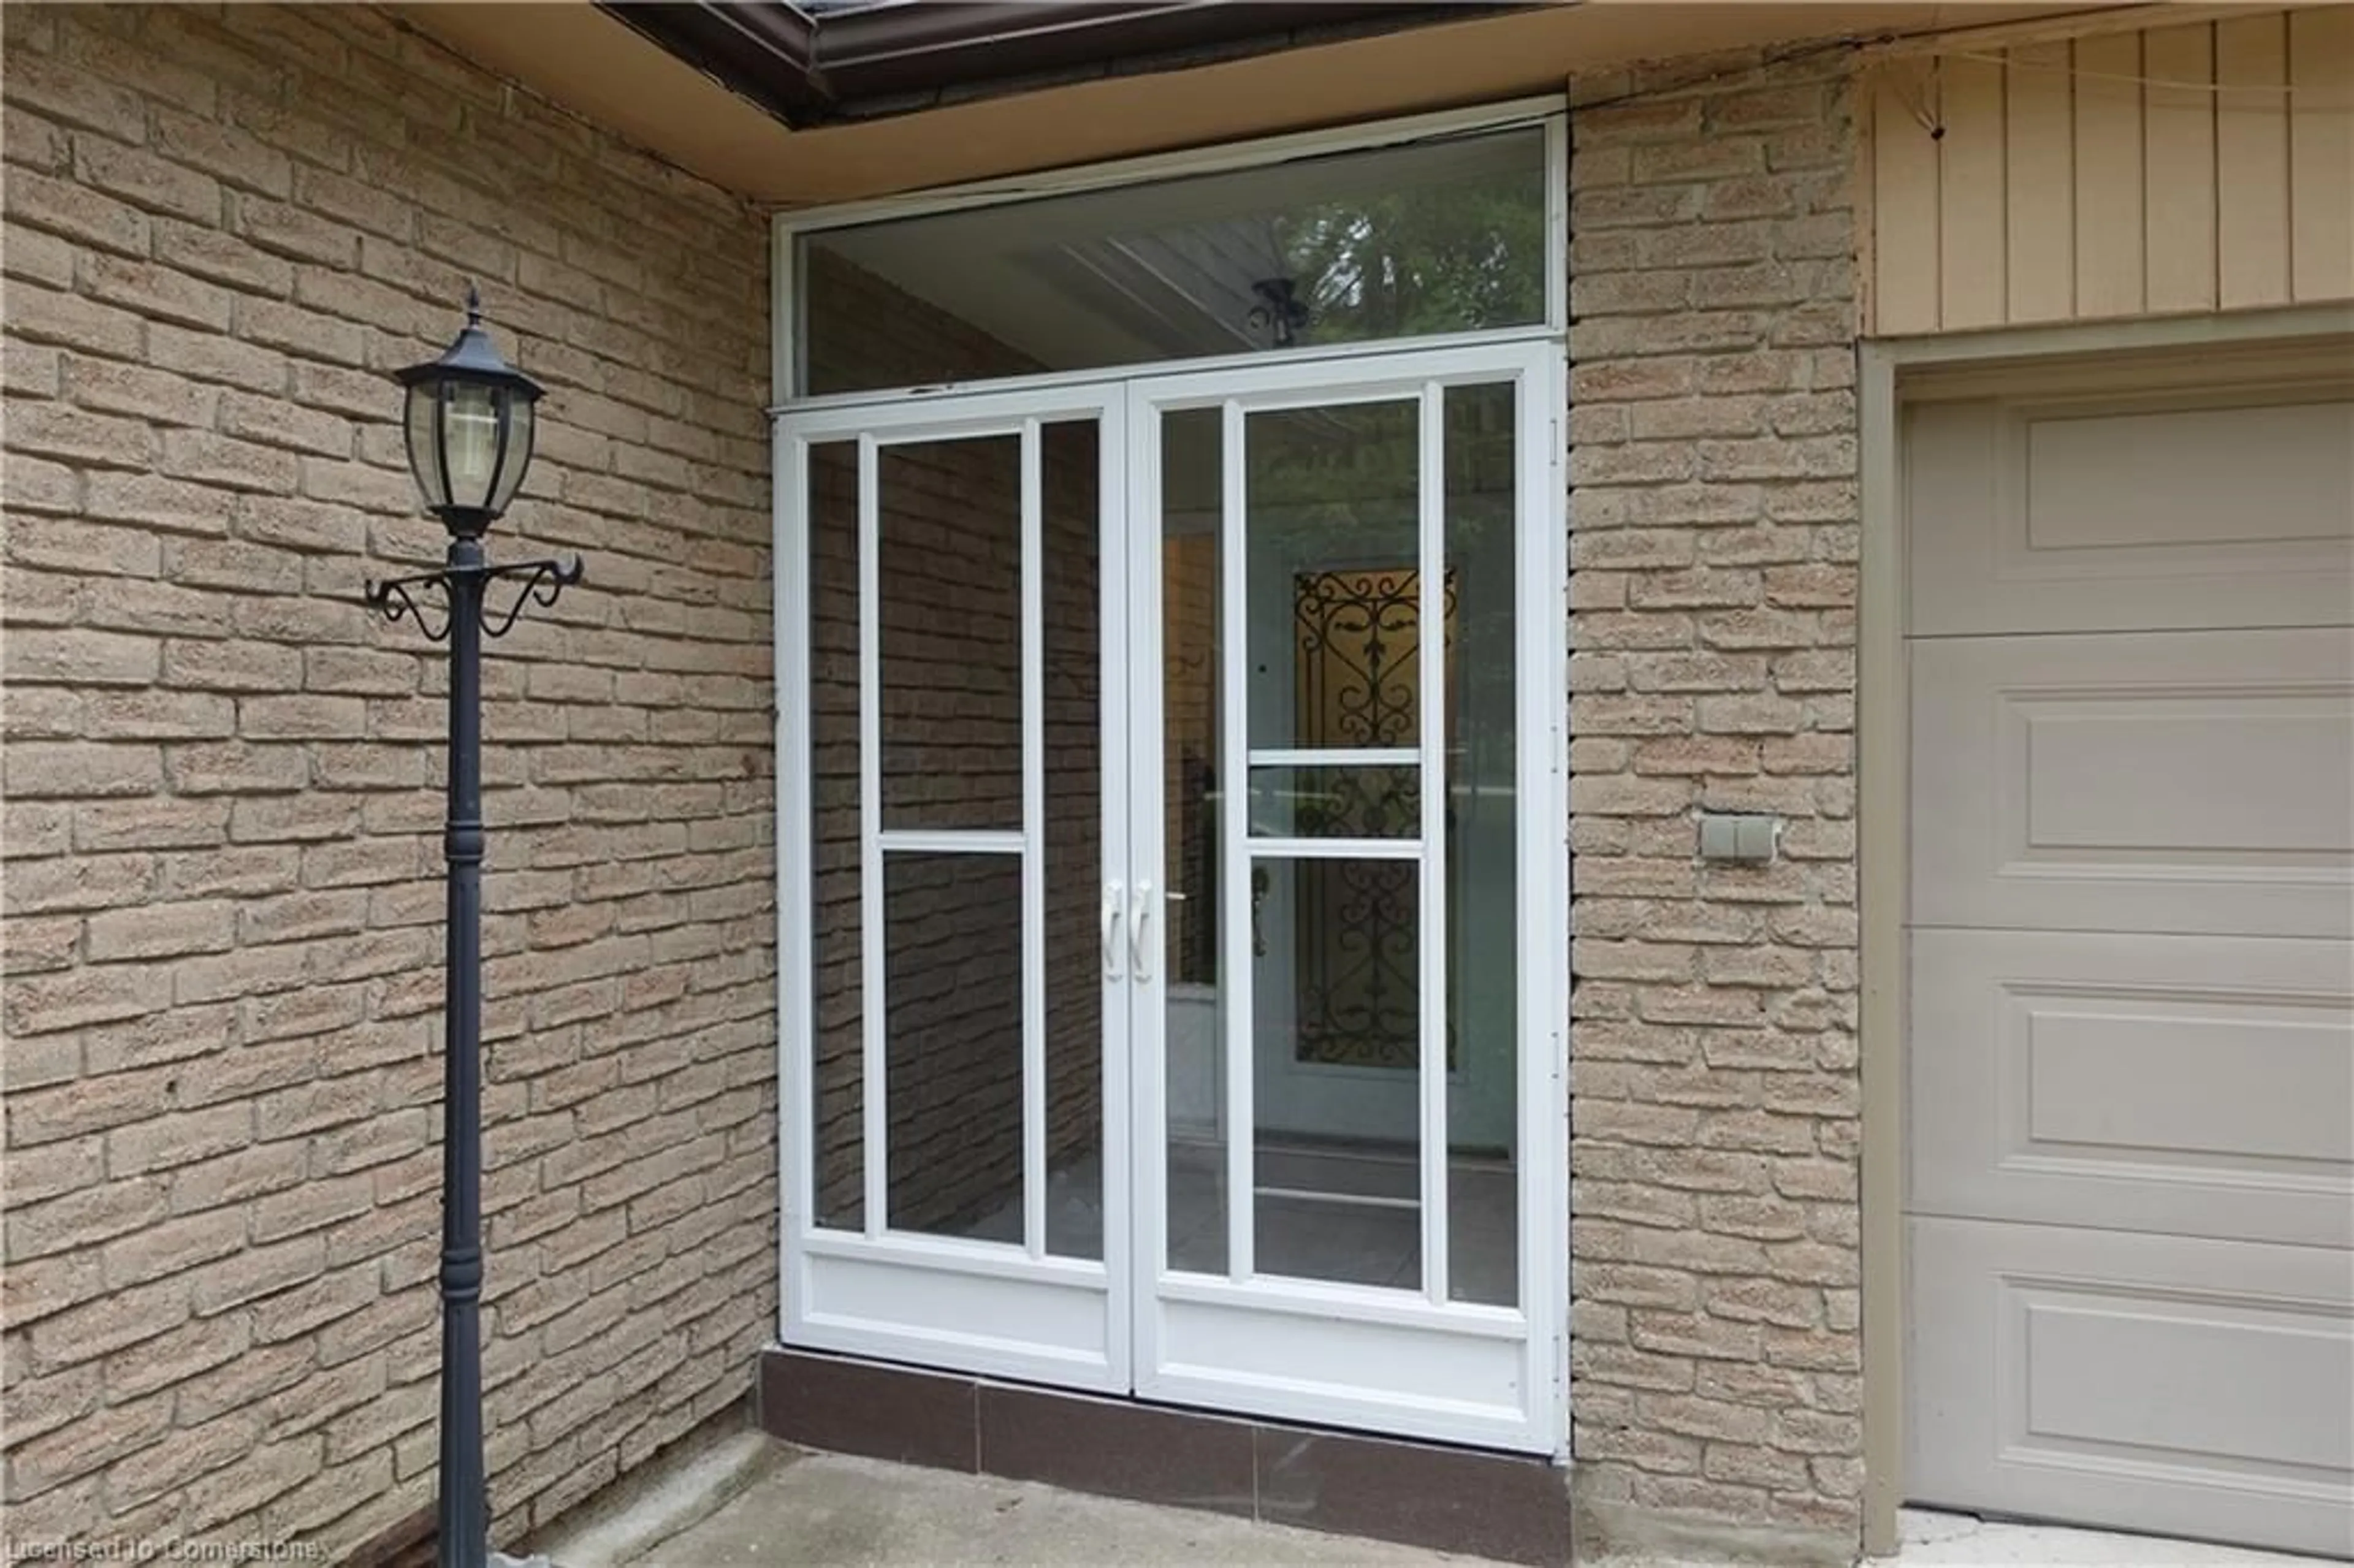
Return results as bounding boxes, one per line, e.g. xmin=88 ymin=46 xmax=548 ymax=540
xmin=1902 ymin=344 xmax=2354 ymax=1559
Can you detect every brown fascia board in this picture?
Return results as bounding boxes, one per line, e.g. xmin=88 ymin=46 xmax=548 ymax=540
xmin=595 ymin=1 xmax=1510 ymax=128
xmin=595 ymin=1 xmax=831 ymax=126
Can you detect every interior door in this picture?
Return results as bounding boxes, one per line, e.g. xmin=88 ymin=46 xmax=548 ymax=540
xmin=777 ymin=383 xmax=1131 ymax=1389
xmin=1245 ymin=518 xmax=1480 ymax=1146
xmin=1128 ymin=341 xmax=1561 ymax=1452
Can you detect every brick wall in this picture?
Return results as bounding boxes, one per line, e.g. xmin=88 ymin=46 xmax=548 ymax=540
xmin=1563 ymin=50 xmax=1865 ymax=1551
xmin=1 ymin=5 xmax=774 ymax=1558
xmin=803 ymin=252 xmax=1106 ymax=1239
xmin=2 ymin=7 xmax=1878 ymax=1553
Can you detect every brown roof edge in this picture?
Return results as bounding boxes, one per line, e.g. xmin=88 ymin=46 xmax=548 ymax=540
xmin=594 ymin=1 xmax=829 ymax=126
xmin=594 ymin=0 xmax=1516 ymax=128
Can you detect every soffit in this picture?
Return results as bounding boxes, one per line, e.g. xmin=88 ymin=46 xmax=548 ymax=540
xmin=397 ymin=0 xmax=2099 ymax=208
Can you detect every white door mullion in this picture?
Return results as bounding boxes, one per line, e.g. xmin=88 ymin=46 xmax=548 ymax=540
xmin=1244 ymin=837 xmax=1422 ymax=862
xmin=1020 ymin=418 xmax=1048 ymax=1262
xmin=876 ymin=828 xmax=1024 ymax=854
xmin=857 ymin=432 xmax=887 ymax=1239
xmin=1247 ymin=747 xmax=1417 ymax=768
xmin=777 ymin=432 xmax=815 ymax=1247
xmin=1525 ymin=348 xmax=1569 ymax=1455
xmin=1219 ymin=397 xmax=1255 ymax=1285
xmin=1416 ymin=382 xmax=1450 ymax=1307
xmin=1102 ymin=393 xmax=1136 ymax=1384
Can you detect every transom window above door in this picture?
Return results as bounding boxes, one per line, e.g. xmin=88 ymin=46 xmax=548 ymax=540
xmin=792 ymin=121 xmax=1556 ymax=397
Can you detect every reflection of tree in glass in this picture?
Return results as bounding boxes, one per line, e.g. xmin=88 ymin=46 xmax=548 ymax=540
xmin=1239 ymin=382 xmax=1518 ymax=556
xmin=1276 ymin=169 xmax=1547 ymax=346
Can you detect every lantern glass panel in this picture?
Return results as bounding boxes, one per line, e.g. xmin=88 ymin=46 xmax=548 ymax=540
xmin=404 ymin=381 xmax=447 ymax=510
xmin=489 ymin=393 xmax=535 ymax=516
xmin=444 ymin=382 xmax=501 ymax=510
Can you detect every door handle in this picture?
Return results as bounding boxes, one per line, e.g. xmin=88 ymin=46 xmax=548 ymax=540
xmin=1250 ymin=865 xmax=1270 ymax=958
xmin=1102 ymin=880 xmax=1126 ymax=980
xmin=1130 ymin=880 xmax=1154 ymax=982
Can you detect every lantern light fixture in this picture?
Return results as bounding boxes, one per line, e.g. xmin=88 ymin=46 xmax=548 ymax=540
xmin=394 ymin=284 xmax=543 ymax=535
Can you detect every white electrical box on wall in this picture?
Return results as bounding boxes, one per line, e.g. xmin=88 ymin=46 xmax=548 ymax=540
xmin=1697 ymin=812 xmax=1780 ymax=864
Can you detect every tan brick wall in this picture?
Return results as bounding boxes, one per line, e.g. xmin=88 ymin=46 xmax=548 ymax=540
xmin=4 ymin=7 xmax=1878 ymax=1551
xmin=1564 ymin=50 xmax=1864 ymax=1548
xmin=1 ymin=4 xmax=774 ymax=1556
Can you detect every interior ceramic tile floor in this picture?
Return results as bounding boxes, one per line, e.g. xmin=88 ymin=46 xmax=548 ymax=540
xmin=962 ymin=1139 xmax=1521 ymax=1304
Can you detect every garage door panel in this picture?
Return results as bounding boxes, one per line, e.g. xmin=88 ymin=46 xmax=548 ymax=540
xmin=2028 ymin=1304 xmax=2350 ymax=1475
xmin=1911 ymin=629 xmax=2354 ymax=938
xmin=2027 ymin=706 xmax=2350 ymax=856
xmin=1908 ymin=929 xmax=2354 ymax=1249
xmin=1908 ymin=1216 xmax=2354 ymax=1561
xmin=1905 ymin=348 xmax=2354 ymax=1559
xmin=1906 ymin=392 xmax=2354 ymax=638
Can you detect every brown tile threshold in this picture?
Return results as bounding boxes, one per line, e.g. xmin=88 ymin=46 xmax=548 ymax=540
xmin=757 ymin=1345 xmax=1571 ymax=1566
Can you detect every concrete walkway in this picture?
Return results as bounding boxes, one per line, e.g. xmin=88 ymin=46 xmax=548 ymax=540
xmin=536 ymin=1433 xmax=2330 ymax=1568
xmin=1872 ymin=1509 xmax=2325 ymax=1567
xmin=625 ymin=1448 xmax=1497 ymax=1566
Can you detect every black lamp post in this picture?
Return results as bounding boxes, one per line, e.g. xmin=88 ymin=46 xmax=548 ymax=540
xmin=367 ymin=289 xmax=582 ymax=1568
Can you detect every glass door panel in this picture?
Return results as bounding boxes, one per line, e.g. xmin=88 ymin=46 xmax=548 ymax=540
xmin=883 ymin=851 xmax=1023 ymax=1239
xmin=1243 ymin=397 xmax=1430 ymax=1167
xmin=1131 ymin=343 xmax=1557 ymax=1453
xmin=1156 ymin=403 xmax=1229 ymax=1277
xmin=783 ymin=343 xmax=1557 ymax=1450
xmin=876 ymin=438 xmax=1021 ymax=831
xmin=872 ymin=433 xmax=1024 ymax=1243
xmin=1440 ymin=379 xmax=1522 ymax=1307
xmin=1254 ymin=851 xmax=1424 ymax=1291
xmin=782 ymin=389 xmax=1128 ymax=1391
xmin=1040 ymin=419 xmax=1111 ymax=1262
xmin=807 ymin=438 xmax=866 ymax=1234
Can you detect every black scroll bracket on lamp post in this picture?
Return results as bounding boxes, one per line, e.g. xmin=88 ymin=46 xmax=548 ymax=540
xmin=364 ymin=287 xmax=579 ymax=1568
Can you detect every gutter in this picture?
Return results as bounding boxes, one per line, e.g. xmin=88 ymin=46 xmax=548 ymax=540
xmin=595 ymin=1 xmax=831 ymax=126
xmin=595 ymin=0 xmax=1512 ymax=127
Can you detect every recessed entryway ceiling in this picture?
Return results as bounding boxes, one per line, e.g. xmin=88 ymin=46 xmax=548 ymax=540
xmin=397 ymin=0 xmax=2083 ymax=204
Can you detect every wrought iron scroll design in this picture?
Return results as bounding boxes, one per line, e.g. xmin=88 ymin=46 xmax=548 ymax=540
xmin=479 ymin=555 xmax=586 ymax=639
xmin=1292 ymin=566 xmax=1431 ymax=753
xmin=364 ymin=554 xmax=587 ymax=641
xmin=1289 ymin=565 xmax=1457 ymax=1071
xmin=362 ymin=573 xmax=455 ymax=642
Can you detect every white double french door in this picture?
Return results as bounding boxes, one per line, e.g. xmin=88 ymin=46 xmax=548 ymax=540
xmin=777 ymin=340 xmax=1563 ymax=1453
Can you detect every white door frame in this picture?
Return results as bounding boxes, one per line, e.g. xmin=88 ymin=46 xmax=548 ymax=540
xmin=772 ymin=340 xmax=1569 ymax=1455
